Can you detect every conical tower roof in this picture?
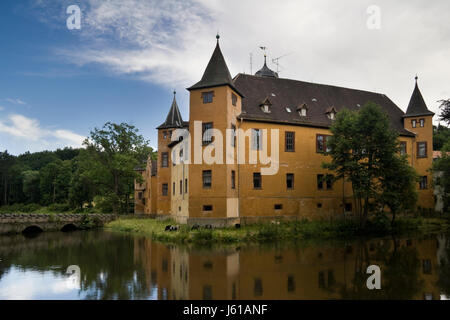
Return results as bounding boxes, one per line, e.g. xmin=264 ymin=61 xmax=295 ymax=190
xmin=188 ymin=35 xmax=243 ymax=96
xmin=157 ymin=91 xmax=184 ymax=129
xmin=404 ymin=76 xmax=434 ymax=117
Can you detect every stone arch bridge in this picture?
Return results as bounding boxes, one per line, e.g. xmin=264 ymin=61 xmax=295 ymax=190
xmin=0 ymin=214 xmax=117 ymax=235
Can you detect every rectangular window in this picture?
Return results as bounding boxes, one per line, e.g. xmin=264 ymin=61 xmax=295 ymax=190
xmin=316 ymin=134 xmax=331 ymax=153
xmin=203 ymin=205 xmax=213 ymax=211
xmin=163 ymin=131 xmax=167 ymax=139
xmin=203 ymin=170 xmax=212 ymax=188
xmin=326 ymin=174 xmax=334 ymax=190
xmin=231 ymin=93 xmax=237 ymax=106
xmin=138 ymin=192 xmax=143 ymax=200
xmin=173 ymin=182 xmax=175 ymax=195
xmin=252 ymin=129 xmax=262 ymax=150
xmin=202 ymin=91 xmax=214 ymax=104
xmin=287 ymin=275 xmax=295 ymax=293
xmin=231 ymin=124 xmax=236 ymax=147
xmin=274 ymin=204 xmax=283 ymax=210
xmin=231 ymin=170 xmax=236 ymax=189
xmin=286 ymin=173 xmax=294 ymax=189
xmin=285 ymin=131 xmax=295 ymax=152
xmin=412 ymin=119 xmax=417 ymax=128
xmin=180 ymin=180 xmax=182 ymax=195
xmin=345 ymin=203 xmax=352 ymax=212
xmin=254 ymin=278 xmax=263 ymax=297
xmin=317 ymin=174 xmax=324 ymax=190
xmin=161 ymin=152 xmax=169 ymax=167
xmin=400 ymin=141 xmax=407 ymax=155
xmin=202 ymin=285 xmax=213 ymax=300
xmin=253 ymin=172 xmax=262 ymax=189
xmin=419 ymin=176 xmax=428 ymax=190
xmin=162 ymin=183 xmax=168 ymax=196
xmin=185 ymin=178 xmax=188 ymax=193
xmin=417 ymin=142 xmax=427 ymax=158
xmin=423 ymin=259 xmax=432 ymax=274
xmin=202 ymin=122 xmax=213 ymax=145
xmin=420 ymin=118 xmax=425 ymax=127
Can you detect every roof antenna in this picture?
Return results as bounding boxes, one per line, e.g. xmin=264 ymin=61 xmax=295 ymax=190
xmin=272 ymin=53 xmax=291 ymax=74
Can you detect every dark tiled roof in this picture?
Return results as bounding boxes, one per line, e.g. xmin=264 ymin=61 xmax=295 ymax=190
xmin=233 ymin=74 xmax=415 ymax=137
xmin=404 ymin=80 xmax=435 ymax=117
xmin=157 ymin=94 xmax=184 ymax=129
xmin=187 ymin=40 xmax=243 ymax=97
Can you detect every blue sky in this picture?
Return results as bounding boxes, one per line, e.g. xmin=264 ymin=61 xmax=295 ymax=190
xmin=0 ymin=0 xmax=449 ymax=155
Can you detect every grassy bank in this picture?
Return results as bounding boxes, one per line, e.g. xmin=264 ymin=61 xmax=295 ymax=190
xmin=105 ymin=216 xmax=450 ymax=245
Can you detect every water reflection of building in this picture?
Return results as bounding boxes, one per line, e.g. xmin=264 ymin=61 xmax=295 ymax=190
xmin=133 ymin=235 xmax=444 ymax=300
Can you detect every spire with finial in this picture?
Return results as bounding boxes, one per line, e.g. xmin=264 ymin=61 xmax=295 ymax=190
xmin=255 ymin=51 xmax=278 ymax=78
xmin=157 ymin=91 xmax=184 ymax=129
xmin=404 ymin=75 xmax=434 ymax=118
xmin=187 ymin=34 xmax=243 ymax=96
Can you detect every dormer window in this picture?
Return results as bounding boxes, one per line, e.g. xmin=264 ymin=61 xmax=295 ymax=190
xmin=325 ymin=106 xmax=337 ymax=120
xmin=259 ymin=97 xmax=272 ymax=114
xmin=297 ymin=103 xmax=308 ymax=117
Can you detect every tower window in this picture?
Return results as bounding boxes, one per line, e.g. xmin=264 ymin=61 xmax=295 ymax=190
xmin=253 ymin=172 xmax=262 ymax=189
xmin=286 ymin=173 xmax=294 ymax=189
xmin=173 ymin=182 xmax=175 ymax=195
xmin=285 ymin=131 xmax=295 ymax=152
xmin=185 ymin=178 xmax=188 ymax=193
xmin=203 ymin=170 xmax=212 ymax=188
xmin=231 ymin=93 xmax=237 ymax=106
xmin=162 ymin=183 xmax=168 ymax=196
xmin=163 ymin=131 xmax=168 ymax=139
xmin=417 ymin=142 xmax=427 ymax=158
xmin=180 ymin=180 xmax=182 ymax=195
xmin=412 ymin=119 xmax=417 ymax=128
xmin=202 ymin=91 xmax=214 ymax=104
xmin=161 ymin=152 xmax=169 ymax=167
xmin=231 ymin=124 xmax=236 ymax=147
xmin=419 ymin=176 xmax=428 ymax=190
xmin=419 ymin=118 xmax=425 ymax=127
xmin=400 ymin=141 xmax=407 ymax=155
xmin=202 ymin=122 xmax=213 ymax=145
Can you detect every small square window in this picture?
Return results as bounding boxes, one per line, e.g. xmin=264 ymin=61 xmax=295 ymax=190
xmin=253 ymin=172 xmax=262 ymax=189
xmin=203 ymin=205 xmax=213 ymax=212
xmin=274 ymin=204 xmax=283 ymax=210
xmin=202 ymin=91 xmax=214 ymax=104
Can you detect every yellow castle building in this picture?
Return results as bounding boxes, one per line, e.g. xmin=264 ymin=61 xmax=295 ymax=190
xmin=135 ymin=36 xmax=435 ymax=226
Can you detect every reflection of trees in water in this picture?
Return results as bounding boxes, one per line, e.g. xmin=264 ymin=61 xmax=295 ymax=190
xmin=0 ymin=231 xmax=152 ymax=300
xmin=340 ymin=237 xmax=423 ymax=299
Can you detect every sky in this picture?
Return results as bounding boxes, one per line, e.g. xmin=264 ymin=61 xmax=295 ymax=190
xmin=0 ymin=0 xmax=449 ymax=155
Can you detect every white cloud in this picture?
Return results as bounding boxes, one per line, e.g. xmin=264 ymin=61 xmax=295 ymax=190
xmin=35 ymin=0 xmax=450 ymax=121
xmin=0 ymin=106 xmax=4 ymax=111
xmin=5 ymin=98 xmax=27 ymax=105
xmin=0 ymin=114 xmax=85 ymax=154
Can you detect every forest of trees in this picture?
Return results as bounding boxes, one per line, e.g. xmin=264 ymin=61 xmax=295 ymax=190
xmin=0 ymin=122 xmax=155 ymax=214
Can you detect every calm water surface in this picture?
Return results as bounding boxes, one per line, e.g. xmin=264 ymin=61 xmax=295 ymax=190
xmin=0 ymin=230 xmax=449 ymax=300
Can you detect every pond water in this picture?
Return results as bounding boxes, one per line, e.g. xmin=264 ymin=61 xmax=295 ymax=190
xmin=0 ymin=230 xmax=449 ymax=300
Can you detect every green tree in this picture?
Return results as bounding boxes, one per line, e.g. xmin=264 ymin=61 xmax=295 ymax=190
xmin=0 ymin=151 xmax=16 ymax=206
xmin=379 ymin=155 xmax=419 ymax=225
xmin=323 ymin=102 xmax=410 ymax=227
xmin=439 ymin=99 xmax=450 ymax=125
xmin=433 ymin=141 xmax=450 ymax=211
xmin=82 ymin=122 xmax=151 ymax=214
xmin=433 ymin=124 xmax=450 ymax=151
xmin=39 ymin=159 xmax=73 ymax=205
xmin=69 ymin=151 xmax=96 ymax=209
xmin=22 ymin=170 xmax=40 ymax=203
